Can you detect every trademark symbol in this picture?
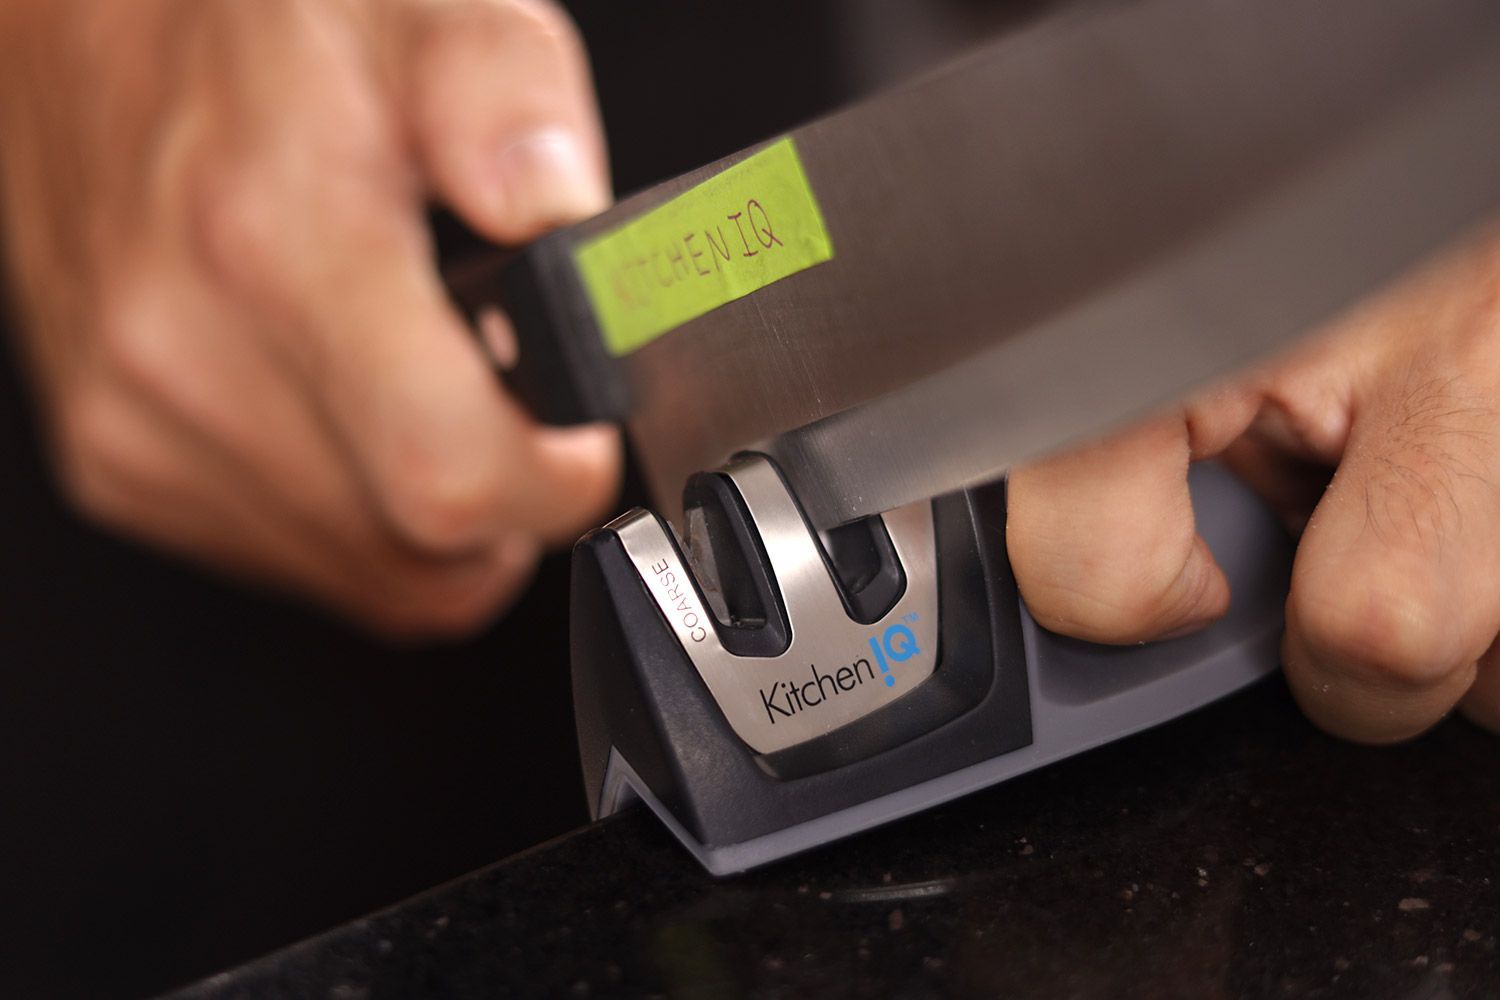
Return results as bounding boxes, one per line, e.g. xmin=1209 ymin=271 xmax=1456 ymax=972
xmin=903 ymin=612 xmax=919 ymax=624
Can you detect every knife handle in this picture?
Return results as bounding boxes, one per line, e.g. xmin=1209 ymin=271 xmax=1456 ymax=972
xmin=444 ymin=241 xmax=630 ymax=427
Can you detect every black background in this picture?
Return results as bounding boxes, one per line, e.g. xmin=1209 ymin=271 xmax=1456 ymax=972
xmin=0 ymin=4 xmax=857 ymax=997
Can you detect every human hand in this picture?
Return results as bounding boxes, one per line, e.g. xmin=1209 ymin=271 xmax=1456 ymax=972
xmin=1007 ymin=225 xmax=1500 ymax=743
xmin=0 ymin=0 xmax=621 ymax=637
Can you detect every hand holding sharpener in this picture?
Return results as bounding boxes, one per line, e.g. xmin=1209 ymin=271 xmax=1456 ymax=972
xmin=570 ymin=454 xmax=1291 ymax=874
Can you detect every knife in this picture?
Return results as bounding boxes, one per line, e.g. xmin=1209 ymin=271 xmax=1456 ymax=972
xmin=448 ymin=0 xmax=1500 ymax=531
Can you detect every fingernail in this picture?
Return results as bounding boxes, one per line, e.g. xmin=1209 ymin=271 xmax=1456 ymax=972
xmin=494 ymin=127 xmax=609 ymax=229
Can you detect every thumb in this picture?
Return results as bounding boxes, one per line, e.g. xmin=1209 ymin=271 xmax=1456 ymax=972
xmin=395 ymin=0 xmax=610 ymax=243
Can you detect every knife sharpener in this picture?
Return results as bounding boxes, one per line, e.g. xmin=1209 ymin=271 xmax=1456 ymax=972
xmin=571 ymin=454 xmax=1292 ymax=875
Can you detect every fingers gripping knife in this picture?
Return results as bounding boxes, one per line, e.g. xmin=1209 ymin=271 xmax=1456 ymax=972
xmin=446 ymin=0 xmax=1500 ymax=872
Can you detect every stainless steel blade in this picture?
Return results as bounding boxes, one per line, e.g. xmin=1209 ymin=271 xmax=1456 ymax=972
xmin=769 ymin=41 xmax=1500 ymax=528
xmin=557 ymin=0 xmax=1500 ymax=529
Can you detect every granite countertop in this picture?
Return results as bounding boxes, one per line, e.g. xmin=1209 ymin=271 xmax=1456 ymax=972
xmin=167 ymin=679 xmax=1498 ymax=999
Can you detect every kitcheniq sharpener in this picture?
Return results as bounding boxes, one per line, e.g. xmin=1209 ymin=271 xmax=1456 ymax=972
xmin=434 ymin=0 xmax=1500 ymax=876
xmin=570 ymin=455 xmax=1292 ymax=875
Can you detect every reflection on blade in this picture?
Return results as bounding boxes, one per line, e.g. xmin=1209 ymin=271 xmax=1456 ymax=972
xmin=767 ymin=43 xmax=1500 ymax=528
xmin=584 ymin=0 xmax=1500 ymax=528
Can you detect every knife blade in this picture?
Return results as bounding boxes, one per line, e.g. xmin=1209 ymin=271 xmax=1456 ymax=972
xmin=448 ymin=0 xmax=1500 ymax=531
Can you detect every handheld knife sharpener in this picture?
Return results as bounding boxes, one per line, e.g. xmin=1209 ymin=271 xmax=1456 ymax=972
xmin=570 ymin=455 xmax=1293 ymax=875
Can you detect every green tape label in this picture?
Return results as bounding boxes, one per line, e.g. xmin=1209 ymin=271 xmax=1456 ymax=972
xmin=573 ymin=138 xmax=834 ymax=356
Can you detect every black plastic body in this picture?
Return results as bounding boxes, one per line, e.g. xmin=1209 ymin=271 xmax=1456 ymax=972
xmin=570 ymin=483 xmax=1033 ymax=848
xmin=444 ymin=237 xmax=629 ymax=425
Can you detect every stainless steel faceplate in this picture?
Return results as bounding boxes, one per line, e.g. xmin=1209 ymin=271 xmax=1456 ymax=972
xmin=610 ymin=456 xmax=938 ymax=755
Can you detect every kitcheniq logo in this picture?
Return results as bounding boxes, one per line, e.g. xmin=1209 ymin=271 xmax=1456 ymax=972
xmin=758 ymin=616 xmax=922 ymax=724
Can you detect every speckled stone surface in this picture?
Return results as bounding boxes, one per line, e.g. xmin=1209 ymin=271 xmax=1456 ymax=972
xmin=165 ymin=679 xmax=1499 ymax=999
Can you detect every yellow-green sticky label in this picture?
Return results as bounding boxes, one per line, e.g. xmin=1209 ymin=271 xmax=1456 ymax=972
xmin=573 ymin=138 xmax=834 ymax=356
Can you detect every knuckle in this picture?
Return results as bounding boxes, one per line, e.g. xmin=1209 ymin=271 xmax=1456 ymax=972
xmin=59 ymin=467 xmax=121 ymax=531
xmin=1016 ymin=530 xmax=1215 ymax=643
xmin=186 ymin=160 xmax=281 ymax=292
xmin=1289 ymin=579 xmax=1460 ymax=691
xmin=92 ymin=290 xmax=155 ymax=376
xmin=54 ymin=388 xmax=135 ymax=525
xmin=1024 ymin=589 xmax=1129 ymax=644
xmin=57 ymin=386 xmax=118 ymax=477
xmin=381 ymin=453 xmax=507 ymax=555
xmin=92 ymin=294 xmax=207 ymax=420
xmin=55 ymin=449 xmax=116 ymax=526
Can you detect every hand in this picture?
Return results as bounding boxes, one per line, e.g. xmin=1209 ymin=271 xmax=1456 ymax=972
xmin=1007 ymin=224 xmax=1500 ymax=743
xmin=0 ymin=0 xmax=622 ymax=637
